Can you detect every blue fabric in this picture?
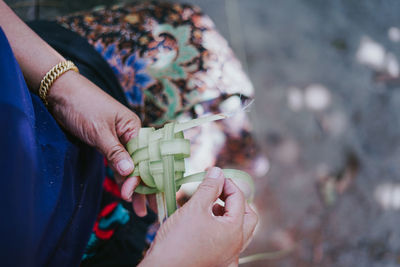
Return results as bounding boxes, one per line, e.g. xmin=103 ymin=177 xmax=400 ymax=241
xmin=0 ymin=27 xmax=104 ymax=266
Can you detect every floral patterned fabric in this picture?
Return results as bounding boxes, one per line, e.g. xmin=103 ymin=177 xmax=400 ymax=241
xmin=58 ymin=2 xmax=264 ymax=265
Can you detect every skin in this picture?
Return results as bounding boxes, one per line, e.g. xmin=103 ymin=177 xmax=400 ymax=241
xmin=0 ymin=1 xmax=258 ymax=265
xmin=0 ymin=0 xmax=147 ymax=216
xmin=140 ymin=167 xmax=258 ymax=267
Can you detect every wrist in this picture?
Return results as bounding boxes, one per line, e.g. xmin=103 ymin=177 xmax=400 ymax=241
xmin=38 ymin=60 xmax=79 ymax=106
xmin=45 ymin=70 xmax=79 ymax=108
xmin=29 ymin=54 xmax=66 ymax=93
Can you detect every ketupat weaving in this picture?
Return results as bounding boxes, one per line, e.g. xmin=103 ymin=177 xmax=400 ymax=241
xmin=126 ymin=114 xmax=255 ymax=217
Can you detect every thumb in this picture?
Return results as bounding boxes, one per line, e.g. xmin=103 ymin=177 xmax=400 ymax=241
xmin=99 ymin=134 xmax=134 ymax=176
xmin=191 ymin=167 xmax=225 ymax=209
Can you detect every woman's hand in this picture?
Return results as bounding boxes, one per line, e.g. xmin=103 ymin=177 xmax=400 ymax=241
xmin=140 ymin=167 xmax=258 ymax=267
xmin=0 ymin=0 xmax=150 ymax=216
xmin=47 ymin=71 xmax=150 ymax=216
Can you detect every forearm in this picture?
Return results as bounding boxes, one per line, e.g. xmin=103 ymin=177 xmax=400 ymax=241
xmin=0 ymin=0 xmax=65 ymax=93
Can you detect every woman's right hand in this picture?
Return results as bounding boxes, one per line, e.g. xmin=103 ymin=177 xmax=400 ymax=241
xmin=139 ymin=167 xmax=258 ymax=267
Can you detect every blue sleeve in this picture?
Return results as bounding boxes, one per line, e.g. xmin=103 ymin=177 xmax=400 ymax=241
xmin=0 ymin=27 xmax=104 ymax=267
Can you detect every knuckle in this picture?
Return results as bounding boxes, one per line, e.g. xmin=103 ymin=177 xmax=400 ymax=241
xmin=117 ymin=114 xmax=142 ymax=142
xmin=198 ymin=179 xmax=218 ymax=192
xmin=126 ymin=114 xmax=141 ymax=130
xmin=128 ymin=110 xmax=141 ymax=125
xmin=132 ymin=113 xmax=141 ymax=127
xmin=106 ymin=143 xmax=125 ymax=162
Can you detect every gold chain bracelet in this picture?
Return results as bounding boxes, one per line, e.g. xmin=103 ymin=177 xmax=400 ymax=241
xmin=38 ymin=60 xmax=79 ymax=106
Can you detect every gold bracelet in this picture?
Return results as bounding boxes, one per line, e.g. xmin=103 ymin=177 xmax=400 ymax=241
xmin=38 ymin=60 xmax=79 ymax=106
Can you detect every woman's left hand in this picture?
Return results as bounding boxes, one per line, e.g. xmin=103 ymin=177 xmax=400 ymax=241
xmin=0 ymin=0 xmax=148 ymax=216
xmin=47 ymin=70 xmax=148 ymax=216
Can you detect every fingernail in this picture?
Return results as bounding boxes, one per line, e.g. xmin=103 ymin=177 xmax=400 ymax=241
xmin=117 ymin=159 xmax=132 ymax=173
xmin=207 ymin=167 xmax=222 ymax=179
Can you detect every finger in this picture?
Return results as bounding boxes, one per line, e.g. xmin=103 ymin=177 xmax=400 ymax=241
xmin=212 ymin=203 xmax=225 ymax=216
xmin=133 ymin=193 xmax=147 ymax=217
xmin=221 ymin=178 xmax=245 ymax=221
xmin=121 ymin=176 xmax=140 ymax=201
xmin=190 ymin=167 xmax=225 ymax=209
xmin=148 ymin=194 xmax=158 ymax=214
xmin=116 ymin=112 xmax=141 ymax=144
xmin=241 ymin=202 xmax=258 ymax=252
xmin=99 ymin=134 xmax=134 ymax=176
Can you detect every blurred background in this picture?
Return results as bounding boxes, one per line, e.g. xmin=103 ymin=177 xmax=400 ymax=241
xmin=6 ymin=0 xmax=400 ymax=266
